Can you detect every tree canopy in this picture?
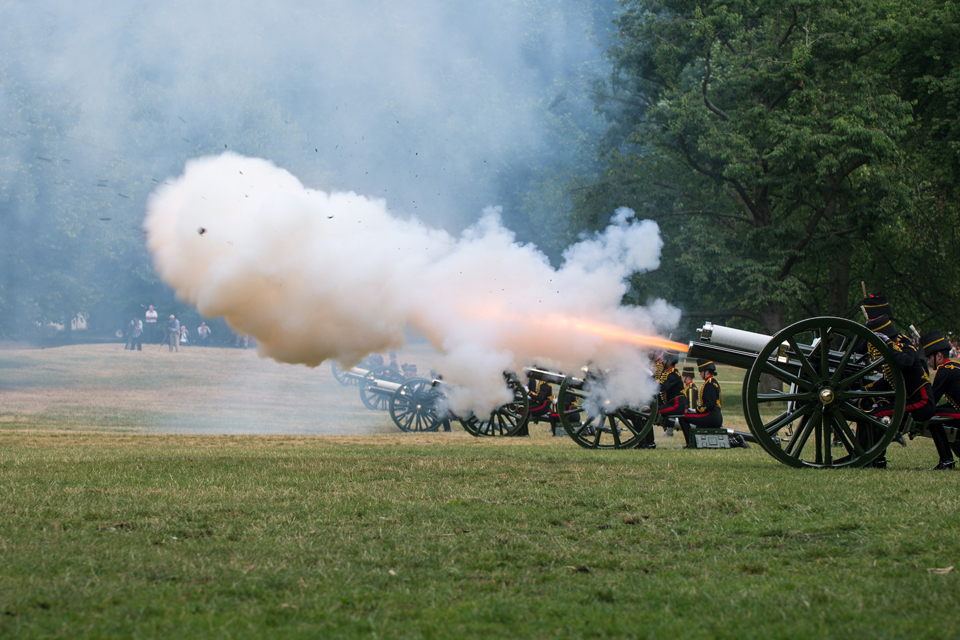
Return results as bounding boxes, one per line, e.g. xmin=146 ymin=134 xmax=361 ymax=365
xmin=575 ymin=0 xmax=960 ymax=336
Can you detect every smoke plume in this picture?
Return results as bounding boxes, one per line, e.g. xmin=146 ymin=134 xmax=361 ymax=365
xmin=145 ymin=153 xmax=680 ymax=413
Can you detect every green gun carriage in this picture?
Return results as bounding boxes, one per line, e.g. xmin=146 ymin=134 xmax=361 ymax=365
xmin=387 ymin=373 xmax=530 ymax=436
xmin=685 ymin=316 xmax=908 ymax=468
xmin=525 ymin=367 xmax=660 ymax=450
xmin=528 ymin=315 xmax=944 ymax=467
xmin=331 ymin=361 xmax=531 ymax=435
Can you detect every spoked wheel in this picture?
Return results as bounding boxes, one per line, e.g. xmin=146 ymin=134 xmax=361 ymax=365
xmin=358 ymin=367 xmax=403 ymax=411
xmin=331 ymin=361 xmax=359 ymax=386
xmin=557 ymin=376 xmax=658 ymax=449
xmin=744 ymin=316 xmax=905 ymax=468
xmin=389 ymin=378 xmax=444 ymax=432
xmin=459 ymin=374 xmax=530 ymax=437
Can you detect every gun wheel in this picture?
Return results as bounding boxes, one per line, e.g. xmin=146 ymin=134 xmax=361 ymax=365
xmin=331 ymin=361 xmax=359 ymax=386
xmin=459 ymin=374 xmax=530 ymax=437
xmin=744 ymin=316 xmax=905 ymax=468
xmin=389 ymin=378 xmax=444 ymax=432
xmin=358 ymin=367 xmax=403 ymax=411
xmin=557 ymin=376 xmax=658 ymax=449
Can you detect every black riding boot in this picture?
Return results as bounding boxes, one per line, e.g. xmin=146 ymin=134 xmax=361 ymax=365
xmin=929 ymin=424 xmax=955 ymax=469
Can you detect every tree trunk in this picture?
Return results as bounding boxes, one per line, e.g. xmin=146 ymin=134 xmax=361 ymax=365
xmin=826 ymin=251 xmax=852 ymax=319
xmin=757 ymin=301 xmax=785 ymax=395
xmin=758 ymin=301 xmax=785 ymax=335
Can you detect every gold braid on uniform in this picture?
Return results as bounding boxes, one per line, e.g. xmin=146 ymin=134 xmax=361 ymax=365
xmin=867 ymin=342 xmax=895 ymax=386
xmin=941 ymin=361 xmax=960 ymax=410
xmin=653 ymin=360 xmax=665 ymax=381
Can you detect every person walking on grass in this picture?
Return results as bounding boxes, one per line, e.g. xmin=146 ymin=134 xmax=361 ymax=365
xmin=197 ymin=321 xmax=212 ymax=346
xmin=129 ymin=317 xmax=143 ymax=351
xmin=166 ymin=314 xmax=180 ymax=352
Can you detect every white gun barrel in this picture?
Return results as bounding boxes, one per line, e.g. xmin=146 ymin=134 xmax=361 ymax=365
xmin=697 ymin=322 xmax=772 ymax=353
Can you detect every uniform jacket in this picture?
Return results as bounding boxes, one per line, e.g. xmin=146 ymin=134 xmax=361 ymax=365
xmin=696 ymin=376 xmax=722 ymax=414
xmin=657 ymin=367 xmax=685 ymax=413
xmin=933 ymin=358 xmax=960 ymax=410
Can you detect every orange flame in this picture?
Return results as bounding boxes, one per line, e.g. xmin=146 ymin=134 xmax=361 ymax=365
xmin=545 ymin=315 xmax=689 ymax=352
xmin=470 ymin=305 xmax=688 ymax=352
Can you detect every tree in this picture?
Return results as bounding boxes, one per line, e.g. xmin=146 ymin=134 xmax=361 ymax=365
xmin=575 ymin=0 xmax=916 ymax=336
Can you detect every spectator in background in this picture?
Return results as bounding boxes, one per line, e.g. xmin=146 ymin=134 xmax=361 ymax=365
xmin=144 ymin=305 xmax=158 ymax=343
xmin=131 ymin=317 xmax=143 ymax=351
xmin=197 ymin=321 xmax=212 ymax=346
xmin=125 ymin=318 xmax=136 ymax=350
xmin=166 ymin=315 xmax=180 ymax=352
xmin=180 ymin=325 xmax=190 ymax=346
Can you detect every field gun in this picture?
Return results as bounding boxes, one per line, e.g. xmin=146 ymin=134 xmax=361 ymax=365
xmin=358 ymin=367 xmax=408 ymax=411
xmin=686 ymin=317 xmax=905 ymax=468
xmin=526 ymin=367 xmax=658 ymax=449
xmin=389 ymin=373 xmax=530 ymax=436
xmin=387 ymin=377 xmax=447 ymax=432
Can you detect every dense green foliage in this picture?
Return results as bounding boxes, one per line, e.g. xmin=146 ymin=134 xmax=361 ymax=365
xmin=575 ymin=0 xmax=960 ymax=337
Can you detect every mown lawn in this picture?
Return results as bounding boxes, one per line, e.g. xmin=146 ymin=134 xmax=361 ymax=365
xmin=1 ymin=345 xmax=958 ymax=638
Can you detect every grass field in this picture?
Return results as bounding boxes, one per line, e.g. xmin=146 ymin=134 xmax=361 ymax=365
xmin=1 ymin=345 xmax=959 ymax=638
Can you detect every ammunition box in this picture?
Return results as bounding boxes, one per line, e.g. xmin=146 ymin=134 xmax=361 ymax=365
xmin=691 ymin=428 xmax=730 ymax=449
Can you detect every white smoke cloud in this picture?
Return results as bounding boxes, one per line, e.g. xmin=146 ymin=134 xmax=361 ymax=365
xmin=145 ymin=153 xmax=680 ymax=414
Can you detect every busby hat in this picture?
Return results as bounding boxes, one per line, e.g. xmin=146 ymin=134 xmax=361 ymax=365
xmin=866 ymin=314 xmax=898 ymax=339
xmin=696 ymin=358 xmax=716 ymax=372
xmin=681 ymin=364 xmax=696 ymax=377
xmin=920 ymin=330 xmax=951 ymax=358
xmin=663 ymin=350 xmax=680 ymax=365
xmin=860 ymin=293 xmax=893 ymax=321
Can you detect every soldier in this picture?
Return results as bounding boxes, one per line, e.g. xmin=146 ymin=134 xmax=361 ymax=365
xmin=920 ymin=330 xmax=960 ymax=469
xmin=638 ymin=351 xmax=684 ymax=448
xmin=678 ymin=359 xmax=724 ymax=448
xmin=855 ymin=315 xmax=934 ymax=468
xmin=648 ymin=349 xmax=666 ymax=381
xmin=388 ymin=353 xmax=401 ymax=376
xmin=681 ymin=363 xmax=698 ymax=415
xmin=517 ymin=375 xmax=552 ymax=437
xmin=860 ymin=293 xmax=893 ymax=322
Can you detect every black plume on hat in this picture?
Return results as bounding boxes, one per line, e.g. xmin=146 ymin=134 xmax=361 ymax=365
xmin=920 ymin=330 xmax=951 ymax=358
xmin=866 ymin=314 xmax=898 ymax=338
xmin=860 ymin=293 xmax=893 ymax=321
xmin=696 ymin=359 xmax=716 ymax=372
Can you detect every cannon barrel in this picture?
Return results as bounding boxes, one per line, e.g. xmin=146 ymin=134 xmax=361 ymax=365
xmin=365 ymin=379 xmax=403 ymax=395
xmin=525 ymin=367 xmax=585 ymax=390
xmin=697 ymin=322 xmax=773 ymax=352
xmin=688 ymin=321 xmax=870 ymax=379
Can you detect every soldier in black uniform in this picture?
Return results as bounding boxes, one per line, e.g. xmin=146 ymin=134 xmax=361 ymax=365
xmin=648 ymin=351 xmax=685 ymax=447
xmin=678 ymin=359 xmax=724 ymax=448
xmin=860 ymin=293 xmax=893 ymax=323
xmin=921 ymin=330 xmax=960 ymax=469
xmin=517 ymin=376 xmax=553 ymax=437
xmin=856 ymin=315 xmax=934 ymax=468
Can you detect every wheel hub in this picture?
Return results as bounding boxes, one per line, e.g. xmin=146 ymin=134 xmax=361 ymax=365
xmin=819 ymin=388 xmax=835 ymax=405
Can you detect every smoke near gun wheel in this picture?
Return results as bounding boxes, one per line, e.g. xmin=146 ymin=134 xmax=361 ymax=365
xmin=144 ymin=153 xmax=680 ymax=414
